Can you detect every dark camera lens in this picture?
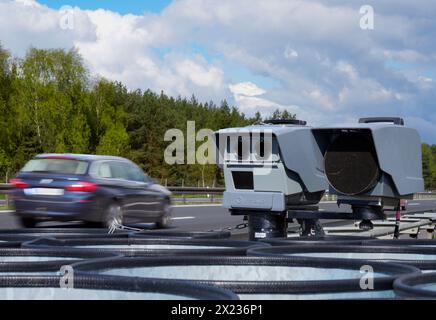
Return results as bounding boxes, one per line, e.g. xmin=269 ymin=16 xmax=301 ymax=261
xmin=325 ymin=132 xmax=379 ymax=195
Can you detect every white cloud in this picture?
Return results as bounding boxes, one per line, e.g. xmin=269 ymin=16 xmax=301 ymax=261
xmin=175 ymin=58 xmax=224 ymax=90
xmin=229 ymin=82 xmax=277 ymax=114
xmin=229 ymin=82 xmax=281 ymax=116
xmin=335 ymin=61 xmax=358 ymax=81
xmin=229 ymin=82 xmax=325 ymax=124
xmin=0 ymin=0 xmax=96 ymax=55
xmin=284 ymin=46 xmax=299 ymax=60
xmin=0 ymin=0 xmax=435 ymax=142
xmin=229 ymin=82 xmax=266 ymax=97
xmin=305 ymin=89 xmax=335 ymax=110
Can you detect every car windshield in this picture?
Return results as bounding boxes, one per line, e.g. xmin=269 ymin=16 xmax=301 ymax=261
xmin=21 ymin=158 xmax=89 ymax=175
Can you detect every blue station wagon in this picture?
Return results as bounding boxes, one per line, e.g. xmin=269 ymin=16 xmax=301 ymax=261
xmin=10 ymin=154 xmax=172 ymax=228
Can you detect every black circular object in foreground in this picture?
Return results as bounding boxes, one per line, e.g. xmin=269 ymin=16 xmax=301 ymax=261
xmin=0 ymin=248 xmax=120 ymax=273
xmin=23 ymin=237 xmax=268 ymax=257
xmin=394 ymin=272 xmax=436 ymax=299
xmin=72 ymin=255 xmax=418 ymax=299
xmin=130 ymin=230 xmax=231 ymax=240
xmin=325 ymin=132 xmax=379 ymax=195
xmin=248 ymin=245 xmax=436 ymax=271
xmin=0 ymin=275 xmax=238 ymax=300
xmin=261 ymin=235 xmax=372 ymax=246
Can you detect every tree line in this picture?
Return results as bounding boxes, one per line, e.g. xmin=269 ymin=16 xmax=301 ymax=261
xmin=422 ymin=144 xmax=436 ymax=191
xmin=0 ymin=44 xmax=297 ymax=186
xmin=0 ymin=43 xmax=433 ymax=188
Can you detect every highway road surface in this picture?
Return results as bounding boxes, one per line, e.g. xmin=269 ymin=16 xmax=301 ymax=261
xmin=172 ymin=199 xmax=436 ymax=232
xmin=0 ymin=199 xmax=435 ymax=233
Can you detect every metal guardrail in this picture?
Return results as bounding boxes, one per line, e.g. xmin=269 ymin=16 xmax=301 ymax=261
xmin=0 ymin=184 xmax=226 ymax=193
xmin=168 ymin=187 xmax=225 ymax=204
xmin=168 ymin=188 xmax=436 ymax=203
xmin=0 ymin=183 xmax=435 ymax=205
xmin=414 ymin=192 xmax=436 ymax=200
xmin=0 ymin=184 xmax=227 ymax=206
xmin=0 ymin=183 xmax=434 ymax=238
xmin=167 ymin=186 xmax=225 ymax=194
xmin=0 ymin=184 xmax=12 ymax=191
xmin=0 ymin=184 xmax=12 ymax=207
xmin=166 ymin=187 xmax=436 ymax=202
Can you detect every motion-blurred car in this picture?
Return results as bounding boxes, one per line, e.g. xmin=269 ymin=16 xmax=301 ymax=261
xmin=10 ymin=154 xmax=172 ymax=228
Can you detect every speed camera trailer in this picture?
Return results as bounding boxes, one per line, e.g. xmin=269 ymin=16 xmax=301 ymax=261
xmin=311 ymin=117 xmax=424 ymax=230
xmin=216 ymin=119 xmax=328 ymax=240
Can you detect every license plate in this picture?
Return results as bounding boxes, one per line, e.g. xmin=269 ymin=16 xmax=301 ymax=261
xmin=24 ymin=188 xmax=64 ymax=196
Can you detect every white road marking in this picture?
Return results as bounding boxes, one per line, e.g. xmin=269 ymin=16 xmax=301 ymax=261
xmin=173 ymin=204 xmax=222 ymax=208
xmin=408 ymin=203 xmax=420 ymax=206
xmin=172 ymin=216 xmax=196 ymax=220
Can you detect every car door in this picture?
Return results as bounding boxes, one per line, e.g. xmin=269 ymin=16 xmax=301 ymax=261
xmin=90 ymin=160 xmax=138 ymax=216
xmin=105 ymin=161 xmax=143 ymax=218
xmin=122 ymin=162 xmax=163 ymax=219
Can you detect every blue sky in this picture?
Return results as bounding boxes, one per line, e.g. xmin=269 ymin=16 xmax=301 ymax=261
xmin=38 ymin=0 xmax=172 ymax=14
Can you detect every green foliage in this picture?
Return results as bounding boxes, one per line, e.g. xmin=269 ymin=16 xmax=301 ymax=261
xmin=8 ymin=47 xmax=90 ymax=156
xmin=96 ymin=122 xmax=130 ymax=155
xmin=0 ymin=43 xmax=433 ymax=188
xmin=422 ymin=144 xmax=436 ymax=190
xmin=269 ymin=109 xmax=296 ymax=120
xmin=0 ymin=43 xmax=256 ymax=186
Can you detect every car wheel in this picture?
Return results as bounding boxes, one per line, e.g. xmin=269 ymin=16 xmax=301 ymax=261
xmin=103 ymin=203 xmax=124 ymax=229
xmin=156 ymin=203 xmax=172 ymax=229
xmin=401 ymin=206 xmax=406 ymax=211
xmin=20 ymin=217 xmax=37 ymax=228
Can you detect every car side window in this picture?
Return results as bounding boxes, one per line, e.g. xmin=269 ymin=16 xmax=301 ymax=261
xmin=89 ymin=161 xmax=113 ymax=179
xmin=125 ymin=163 xmax=148 ymax=183
xmin=91 ymin=160 xmax=150 ymax=183
xmin=108 ymin=161 xmax=130 ymax=180
xmin=97 ymin=162 xmax=112 ymax=178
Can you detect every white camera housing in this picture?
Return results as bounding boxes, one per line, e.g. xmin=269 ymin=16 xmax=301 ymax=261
xmin=216 ymin=120 xmax=328 ymax=213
